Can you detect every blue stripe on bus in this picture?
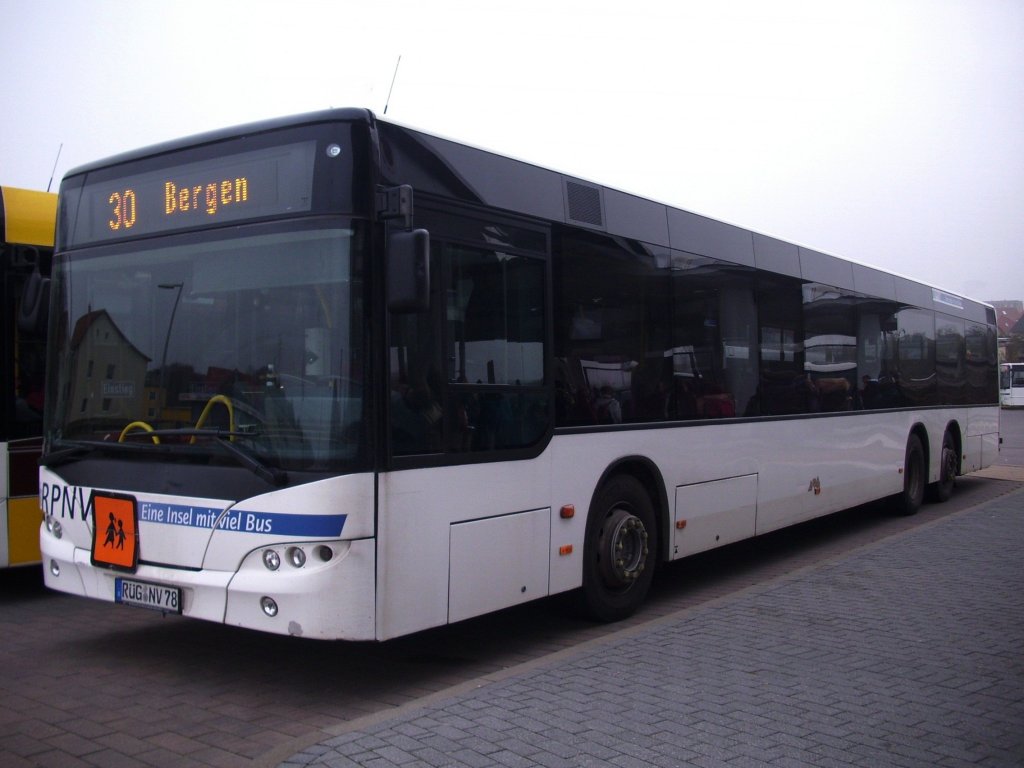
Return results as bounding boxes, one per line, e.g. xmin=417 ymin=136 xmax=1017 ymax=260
xmin=138 ymin=501 xmax=346 ymax=537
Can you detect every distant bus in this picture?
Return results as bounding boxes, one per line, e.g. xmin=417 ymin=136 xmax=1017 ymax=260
xmin=1 ymin=186 xmax=56 ymax=568
xmin=39 ymin=109 xmax=999 ymax=639
xmin=1001 ymin=363 xmax=1024 ymax=408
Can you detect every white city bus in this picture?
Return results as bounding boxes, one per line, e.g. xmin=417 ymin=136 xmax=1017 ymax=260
xmin=1 ymin=186 xmax=56 ymax=569
xmin=39 ymin=109 xmax=1000 ymax=640
xmin=1001 ymin=363 xmax=1024 ymax=408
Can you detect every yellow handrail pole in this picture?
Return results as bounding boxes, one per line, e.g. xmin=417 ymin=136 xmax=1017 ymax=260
xmin=118 ymin=421 xmax=160 ymax=445
xmin=191 ymin=395 xmax=236 ymax=443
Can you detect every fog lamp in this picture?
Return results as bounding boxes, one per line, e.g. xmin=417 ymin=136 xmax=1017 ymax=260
xmin=50 ymin=560 xmax=60 ymax=577
xmin=286 ymin=546 xmax=306 ymax=568
xmin=260 ymin=596 xmax=278 ymax=617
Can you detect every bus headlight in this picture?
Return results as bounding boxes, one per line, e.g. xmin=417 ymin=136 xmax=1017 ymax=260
xmin=46 ymin=517 xmax=63 ymax=539
xmin=262 ymin=549 xmax=281 ymax=571
xmin=286 ymin=546 xmax=306 ymax=568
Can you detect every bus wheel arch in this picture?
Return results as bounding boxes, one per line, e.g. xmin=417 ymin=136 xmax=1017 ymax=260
xmin=579 ymin=460 xmax=666 ymax=622
xmin=595 ymin=457 xmax=670 ymax=558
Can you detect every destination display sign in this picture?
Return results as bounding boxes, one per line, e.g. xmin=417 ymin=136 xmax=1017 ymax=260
xmin=71 ymin=140 xmax=316 ymax=245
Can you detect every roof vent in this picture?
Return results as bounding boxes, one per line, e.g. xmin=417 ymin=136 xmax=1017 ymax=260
xmin=565 ymin=180 xmax=604 ymax=228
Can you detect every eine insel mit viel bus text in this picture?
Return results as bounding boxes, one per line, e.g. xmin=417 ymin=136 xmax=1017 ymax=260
xmin=36 ymin=109 xmax=1000 ymax=640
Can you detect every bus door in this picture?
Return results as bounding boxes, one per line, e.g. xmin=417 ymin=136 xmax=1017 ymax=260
xmin=380 ymin=202 xmax=552 ymax=636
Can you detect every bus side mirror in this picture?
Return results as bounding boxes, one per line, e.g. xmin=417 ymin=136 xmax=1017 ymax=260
xmin=17 ymin=268 xmax=50 ymax=337
xmin=387 ymin=228 xmax=430 ymax=313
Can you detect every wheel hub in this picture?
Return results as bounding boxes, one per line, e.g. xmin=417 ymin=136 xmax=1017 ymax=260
xmin=598 ymin=508 xmax=649 ymax=589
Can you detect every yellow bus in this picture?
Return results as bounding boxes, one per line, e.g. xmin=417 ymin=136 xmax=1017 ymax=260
xmin=1 ymin=185 xmax=56 ymax=568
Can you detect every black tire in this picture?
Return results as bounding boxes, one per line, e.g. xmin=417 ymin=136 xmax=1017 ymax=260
xmin=580 ymin=475 xmax=657 ymax=622
xmin=927 ymin=431 xmax=957 ymax=503
xmin=896 ymin=433 xmax=926 ymax=516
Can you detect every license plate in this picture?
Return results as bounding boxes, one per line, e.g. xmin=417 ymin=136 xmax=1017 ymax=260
xmin=115 ymin=578 xmax=182 ymax=614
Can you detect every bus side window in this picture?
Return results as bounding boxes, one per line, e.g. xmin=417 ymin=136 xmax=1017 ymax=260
xmin=389 ymin=310 xmax=444 ymax=455
xmin=553 ymin=230 xmax=670 ymax=426
xmin=444 ymin=243 xmax=546 ymax=452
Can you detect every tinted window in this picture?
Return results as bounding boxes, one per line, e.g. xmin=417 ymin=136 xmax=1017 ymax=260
xmin=895 ymin=308 xmax=936 ymax=406
xmin=445 ymin=244 xmax=546 ymax=451
xmin=4 ymin=247 xmax=48 ymax=440
xmin=553 ymin=232 xmax=761 ymax=426
xmin=671 ymin=252 xmax=756 ymax=420
xmin=757 ymin=275 xmax=807 ymax=415
xmin=935 ymin=314 xmax=966 ymax=404
xmin=966 ymin=321 xmax=998 ymax=404
xmin=855 ymin=302 xmax=901 ymax=409
xmin=553 ymin=230 xmax=670 ymax=425
xmin=389 ymin=210 xmax=548 ymax=457
xmin=803 ymin=283 xmax=857 ymax=412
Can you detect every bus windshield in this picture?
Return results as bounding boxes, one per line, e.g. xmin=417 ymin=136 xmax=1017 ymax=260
xmin=46 ymin=221 xmax=367 ymax=472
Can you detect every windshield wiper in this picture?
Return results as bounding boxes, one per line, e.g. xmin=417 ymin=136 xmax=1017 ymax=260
xmin=44 ymin=430 xmax=287 ymax=486
xmin=210 ymin=434 xmax=288 ymax=487
xmin=41 ymin=442 xmax=103 ymax=468
xmin=103 ymin=428 xmax=289 ymax=487
xmin=41 ymin=439 xmax=169 ymax=467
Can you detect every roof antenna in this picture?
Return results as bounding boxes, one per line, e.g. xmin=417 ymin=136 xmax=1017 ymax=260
xmin=47 ymin=143 xmax=64 ymax=193
xmin=383 ymin=55 xmax=401 ymax=115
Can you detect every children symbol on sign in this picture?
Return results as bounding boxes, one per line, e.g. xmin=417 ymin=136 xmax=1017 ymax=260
xmin=103 ymin=512 xmax=127 ymax=550
xmin=104 ymin=513 xmax=117 ymax=548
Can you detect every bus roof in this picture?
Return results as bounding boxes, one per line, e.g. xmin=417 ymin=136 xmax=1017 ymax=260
xmin=57 ymin=108 xmax=993 ymax=324
xmin=1 ymin=185 xmax=57 ymax=247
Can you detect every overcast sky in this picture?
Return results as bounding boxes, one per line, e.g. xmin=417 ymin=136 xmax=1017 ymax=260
xmin=3 ymin=0 xmax=1021 ymax=303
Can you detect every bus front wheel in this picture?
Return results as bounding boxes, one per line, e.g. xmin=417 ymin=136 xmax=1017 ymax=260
xmin=580 ymin=475 xmax=657 ymax=622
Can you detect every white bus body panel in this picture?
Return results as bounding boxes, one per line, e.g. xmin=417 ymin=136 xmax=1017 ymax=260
xmin=673 ymin=475 xmax=758 ymax=558
xmin=376 ymin=460 xmax=553 ymax=640
xmin=380 ymin=409 xmax=995 ymax=643
xmin=448 ymin=507 xmax=551 ymax=624
xmin=966 ymin=407 xmax=1001 ymax=470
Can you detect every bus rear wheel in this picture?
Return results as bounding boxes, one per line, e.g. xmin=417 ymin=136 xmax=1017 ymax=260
xmin=927 ymin=431 xmax=957 ymax=503
xmin=580 ymin=475 xmax=656 ymax=622
xmin=896 ymin=433 xmax=926 ymax=516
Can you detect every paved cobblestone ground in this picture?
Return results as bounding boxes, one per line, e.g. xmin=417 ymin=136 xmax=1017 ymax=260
xmin=280 ymin=487 xmax=1024 ymax=768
